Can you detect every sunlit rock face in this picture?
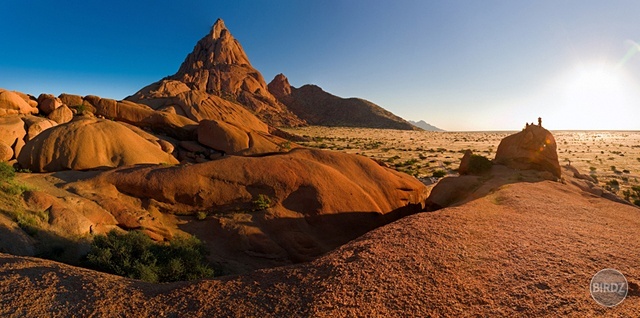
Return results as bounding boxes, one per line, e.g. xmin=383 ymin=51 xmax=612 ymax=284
xmin=127 ymin=19 xmax=305 ymax=128
xmin=494 ymin=123 xmax=561 ymax=178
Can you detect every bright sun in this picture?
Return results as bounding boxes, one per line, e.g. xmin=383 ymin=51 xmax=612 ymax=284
xmin=551 ymin=61 xmax=640 ymax=130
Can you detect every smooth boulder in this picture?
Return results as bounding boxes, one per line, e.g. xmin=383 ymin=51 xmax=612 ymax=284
xmin=0 ymin=115 xmax=27 ymax=159
xmin=18 ymin=117 xmax=179 ymax=172
xmin=494 ymin=124 xmax=561 ymax=178
xmin=197 ymin=119 xmax=294 ymax=155
xmin=0 ymin=90 xmax=38 ymax=116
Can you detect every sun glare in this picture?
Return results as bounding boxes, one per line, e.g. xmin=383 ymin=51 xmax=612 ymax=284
xmin=552 ymin=61 xmax=639 ymax=130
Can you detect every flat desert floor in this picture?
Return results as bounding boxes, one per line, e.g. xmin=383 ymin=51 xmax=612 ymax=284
xmin=285 ymin=127 xmax=640 ymax=204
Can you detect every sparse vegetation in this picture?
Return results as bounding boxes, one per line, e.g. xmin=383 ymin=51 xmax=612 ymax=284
xmin=432 ymin=170 xmax=447 ymax=178
xmin=466 ymin=154 xmax=493 ymax=175
xmin=85 ymin=230 xmax=214 ymax=283
xmin=0 ymin=162 xmax=42 ymax=235
xmin=73 ymin=104 xmax=87 ymax=115
xmin=252 ymin=194 xmax=272 ymax=211
xmin=279 ymin=141 xmax=292 ymax=151
xmin=195 ymin=211 xmax=207 ymax=220
xmin=282 ymin=127 xmax=640 ymax=192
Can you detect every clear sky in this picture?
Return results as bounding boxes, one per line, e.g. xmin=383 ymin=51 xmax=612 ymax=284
xmin=1 ymin=1 xmax=639 ymax=131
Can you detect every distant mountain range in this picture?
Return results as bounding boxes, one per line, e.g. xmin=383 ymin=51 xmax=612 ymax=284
xmin=408 ymin=120 xmax=444 ymax=131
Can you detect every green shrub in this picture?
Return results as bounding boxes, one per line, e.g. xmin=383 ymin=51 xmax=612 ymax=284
xmin=252 ymin=194 xmax=272 ymax=211
xmin=195 ymin=211 xmax=207 ymax=220
xmin=0 ymin=162 xmax=33 ymax=196
xmin=73 ymin=104 xmax=87 ymax=115
xmin=0 ymin=162 xmax=15 ymax=181
xmin=85 ymin=230 xmax=214 ymax=283
xmin=467 ymin=154 xmax=493 ymax=175
xmin=432 ymin=170 xmax=447 ymax=178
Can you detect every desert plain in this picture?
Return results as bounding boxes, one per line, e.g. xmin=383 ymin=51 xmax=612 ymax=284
xmin=287 ymin=126 xmax=640 ymax=200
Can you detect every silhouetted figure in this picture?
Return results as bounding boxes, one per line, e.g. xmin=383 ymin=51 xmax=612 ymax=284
xmin=89 ymin=225 xmax=94 ymax=235
xmin=538 ymin=117 xmax=542 ymax=126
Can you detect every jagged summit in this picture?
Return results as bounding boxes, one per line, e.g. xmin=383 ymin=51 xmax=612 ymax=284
xmin=267 ymin=73 xmax=292 ymax=99
xmin=129 ymin=18 xmax=305 ymax=127
xmin=129 ymin=18 xmax=419 ymax=129
xmin=210 ymin=18 xmax=227 ymax=39
xmin=171 ymin=19 xmax=251 ymax=81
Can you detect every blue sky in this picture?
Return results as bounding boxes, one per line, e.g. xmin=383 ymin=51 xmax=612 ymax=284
xmin=1 ymin=1 xmax=639 ymax=131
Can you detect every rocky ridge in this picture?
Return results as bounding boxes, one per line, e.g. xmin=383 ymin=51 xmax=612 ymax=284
xmin=268 ymin=73 xmax=419 ymax=130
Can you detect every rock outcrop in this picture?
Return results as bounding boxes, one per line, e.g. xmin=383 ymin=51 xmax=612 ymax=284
xmin=22 ymin=115 xmax=58 ymax=141
xmin=197 ymin=119 xmax=294 ymax=155
xmin=47 ymin=104 xmax=73 ymax=124
xmin=36 ymin=94 xmax=62 ymax=115
xmin=17 ymin=117 xmax=179 ymax=172
xmin=457 ymin=149 xmax=473 ymax=175
xmin=66 ymin=148 xmax=428 ymax=273
xmin=80 ymin=94 xmax=198 ymax=140
xmin=127 ymin=88 xmax=267 ymax=134
xmin=0 ymin=115 xmax=27 ymax=160
xmin=494 ymin=124 xmax=561 ymax=178
xmin=128 ymin=19 xmax=305 ymax=128
xmin=0 ymin=89 xmax=38 ymax=116
xmin=268 ymin=74 xmax=418 ymax=130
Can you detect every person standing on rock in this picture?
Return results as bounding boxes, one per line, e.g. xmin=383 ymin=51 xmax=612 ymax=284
xmin=538 ymin=117 xmax=542 ymax=127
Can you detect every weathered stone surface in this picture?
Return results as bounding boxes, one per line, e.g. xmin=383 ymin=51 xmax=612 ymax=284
xmin=17 ymin=118 xmax=179 ymax=172
xmin=458 ymin=149 xmax=473 ymax=175
xmin=0 ymin=142 xmax=12 ymax=161
xmin=13 ymin=91 xmax=38 ymax=108
xmin=0 ymin=89 xmax=38 ymax=116
xmin=178 ymin=140 xmax=208 ymax=153
xmin=58 ymin=93 xmax=96 ymax=114
xmin=157 ymin=139 xmax=175 ymax=154
xmin=197 ymin=119 xmax=296 ymax=155
xmin=197 ymin=120 xmax=248 ymax=153
xmin=47 ymin=105 xmax=73 ymax=124
xmin=494 ymin=124 xmax=561 ymax=178
xmin=66 ymin=148 xmax=428 ymax=273
xmin=37 ymin=94 xmax=63 ymax=114
xmin=84 ymin=96 xmax=198 ymax=140
xmin=425 ymin=175 xmax=481 ymax=210
xmin=22 ymin=115 xmax=58 ymax=141
xmin=0 ymin=115 xmax=26 ymax=159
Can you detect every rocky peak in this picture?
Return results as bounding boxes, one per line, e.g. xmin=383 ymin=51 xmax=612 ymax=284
xmin=210 ymin=18 xmax=227 ymax=39
xmin=129 ymin=18 xmax=306 ymax=127
xmin=174 ymin=18 xmax=251 ymax=84
xmin=267 ymin=73 xmax=292 ymax=100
